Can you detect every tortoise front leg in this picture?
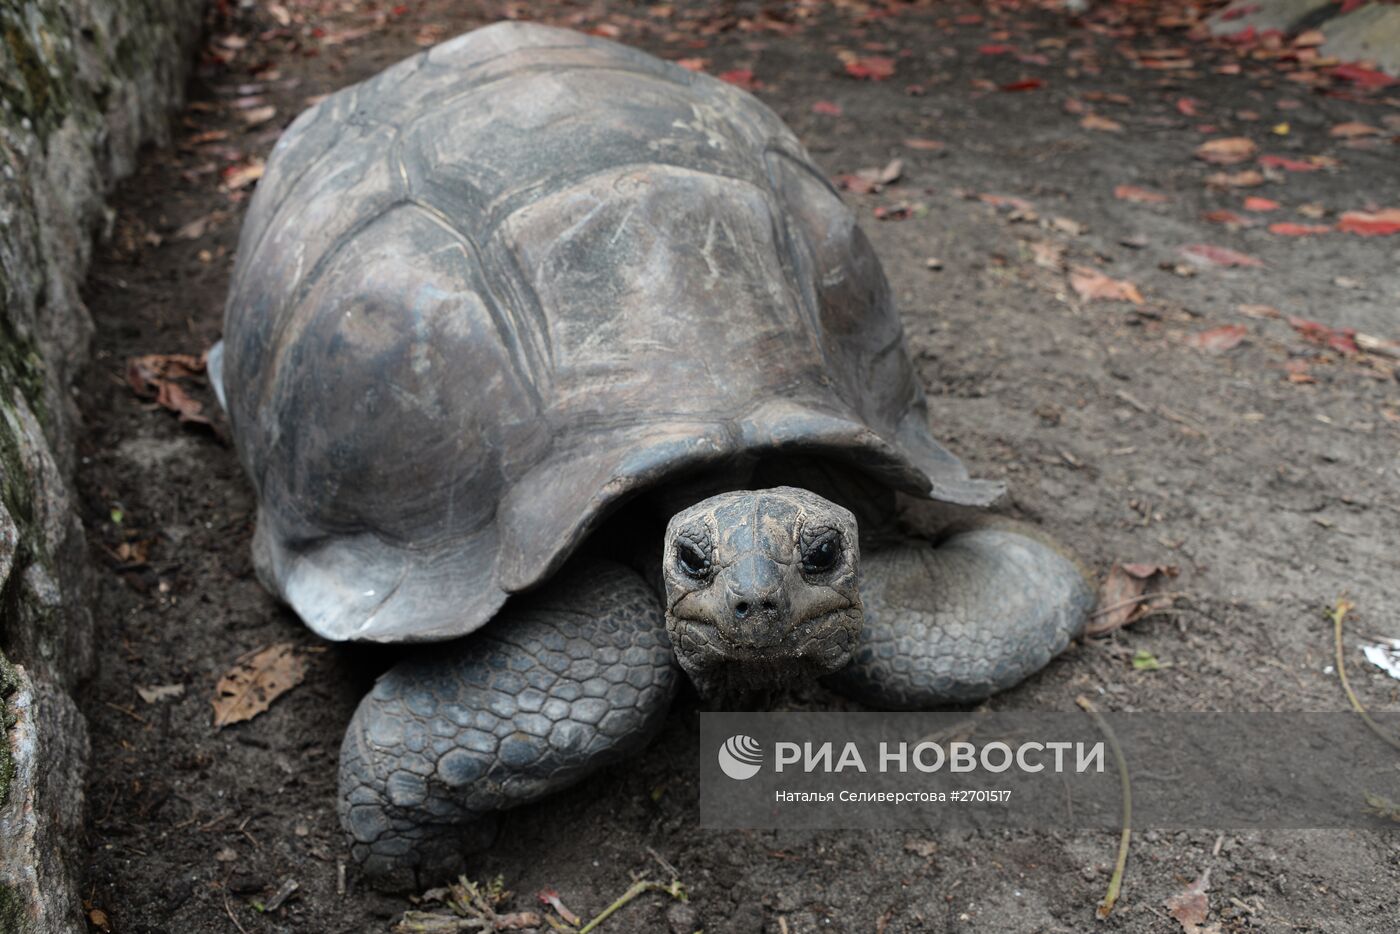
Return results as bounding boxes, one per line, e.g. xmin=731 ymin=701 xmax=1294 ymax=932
xmin=827 ymin=521 xmax=1094 ymax=708
xmin=338 ymin=562 xmax=678 ymax=890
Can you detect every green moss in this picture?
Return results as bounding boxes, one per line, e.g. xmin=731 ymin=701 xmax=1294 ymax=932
xmin=0 ymin=881 xmax=25 ymax=934
xmin=0 ymin=652 xmax=17 ymax=811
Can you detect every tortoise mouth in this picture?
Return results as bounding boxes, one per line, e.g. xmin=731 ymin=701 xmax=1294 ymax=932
xmin=668 ymin=610 xmax=860 ymax=698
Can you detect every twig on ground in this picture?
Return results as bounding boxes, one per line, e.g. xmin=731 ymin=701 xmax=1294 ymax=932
xmin=1076 ymin=695 xmax=1132 ymax=919
xmin=1330 ymin=598 xmax=1400 ymax=754
xmin=576 ymin=876 xmax=686 ymax=934
xmin=223 ymin=889 xmax=250 ymax=934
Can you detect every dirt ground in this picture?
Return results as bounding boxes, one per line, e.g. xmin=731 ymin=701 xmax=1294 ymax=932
xmin=75 ymin=1 xmax=1400 ymax=931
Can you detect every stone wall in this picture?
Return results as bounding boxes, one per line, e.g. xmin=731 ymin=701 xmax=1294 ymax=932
xmin=0 ymin=1 xmax=204 ymax=931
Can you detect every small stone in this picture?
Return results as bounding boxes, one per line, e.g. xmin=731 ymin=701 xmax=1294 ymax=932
xmin=925 ymin=257 xmax=944 ymax=270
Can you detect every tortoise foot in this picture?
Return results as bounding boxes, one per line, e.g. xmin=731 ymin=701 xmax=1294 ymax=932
xmin=826 ymin=522 xmax=1094 ymax=708
xmin=337 ymin=562 xmax=678 ymax=890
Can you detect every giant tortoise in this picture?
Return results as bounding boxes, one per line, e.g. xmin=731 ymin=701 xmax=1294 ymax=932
xmin=210 ymin=21 xmax=1094 ymax=888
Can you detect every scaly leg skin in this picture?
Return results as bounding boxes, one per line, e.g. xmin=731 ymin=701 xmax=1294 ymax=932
xmin=338 ymin=562 xmax=679 ymax=890
xmin=827 ymin=521 xmax=1094 ymax=708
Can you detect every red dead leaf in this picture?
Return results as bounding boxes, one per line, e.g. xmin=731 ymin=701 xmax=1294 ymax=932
xmin=812 ymin=100 xmax=843 ymax=115
xmin=1195 ymin=137 xmax=1256 ymax=165
xmin=1175 ymin=97 xmax=1201 ymax=117
xmin=1000 ymin=78 xmax=1044 ymax=92
xmin=1114 ymin=185 xmax=1169 ymax=204
xmin=978 ymin=43 xmax=1014 ymax=55
xmin=1289 ymin=316 xmax=1359 ymax=354
xmin=1184 ymin=324 xmax=1248 ymax=353
xmin=903 ymin=138 xmax=945 ymax=151
xmin=1337 ymin=209 xmax=1400 ymax=236
xmin=1243 ymin=196 xmax=1280 ymax=212
xmin=1258 ymin=154 xmax=1335 ymax=172
xmin=211 ymin=643 xmax=307 ymax=729
xmin=675 ymin=57 xmax=708 ymax=72
xmin=844 ymin=57 xmax=895 ymax=80
xmin=1179 ymin=243 xmax=1265 ymax=268
xmin=1070 ymin=266 xmax=1143 ymax=305
xmin=1268 ymin=222 xmax=1331 ymax=236
xmin=1329 ymin=63 xmax=1397 ymax=89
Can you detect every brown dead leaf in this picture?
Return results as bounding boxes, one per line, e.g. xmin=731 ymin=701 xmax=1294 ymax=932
xmin=212 ymin=643 xmax=308 ymax=729
xmin=1070 ymin=266 xmax=1143 ymax=305
xmin=1031 ymin=241 xmax=1065 ymax=270
xmin=222 ymin=159 xmax=265 ymax=190
xmin=126 ymin=353 xmax=211 ymax=425
xmin=1204 ymin=169 xmax=1265 ymax=188
xmin=1195 ymin=137 xmax=1256 ymax=165
xmin=902 ymin=138 xmax=945 ymax=151
xmin=240 ymin=104 xmax=277 ymax=128
xmin=1164 ymin=870 xmax=1216 ymax=934
xmin=1087 ymin=563 xmax=1179 ymax=636
xmin=1080 ymin=113 xmax=1124 ymax=133
xmin=1329 ymin=121 xmax=1381 ymax=139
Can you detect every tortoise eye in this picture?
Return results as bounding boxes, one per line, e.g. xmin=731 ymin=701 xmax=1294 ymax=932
xmin=676 ymin=541 xmax=710 ymax=579
xmin=802 ymin=534 xmax=841 ymax=574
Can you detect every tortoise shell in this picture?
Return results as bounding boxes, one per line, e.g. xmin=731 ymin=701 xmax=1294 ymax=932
xmin=218 ymin=21 xmax=1001 ymax=643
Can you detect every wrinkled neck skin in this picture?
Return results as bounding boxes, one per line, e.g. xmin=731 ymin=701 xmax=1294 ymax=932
xmin=661 ymin=487 xmax=865 ymax=706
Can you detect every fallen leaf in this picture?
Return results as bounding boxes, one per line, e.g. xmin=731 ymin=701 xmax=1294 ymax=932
xmin=1258 ymin=154 xmax=1335 ymax=172
xmin=1080 ymin=114 xmax=1123 ymax=132
xmin=1329 ymin=63 xmax=1397 ymax=89
xmin=126 ymin=353 xmax=211 ymax=425
xmin=979 ymin=192 xmax=1035 ymax=213
xmin=222 ymin=159 xmax=265 ymax=190
xmin=1175 ymin=97 xmax=1200 ymax=117
xmin=675 ymin=57 xmax=708 ymax=72
xmin=1269 ymin=222 xmax=1331 ymax=236
xmin=812 ymin=100 xmax=842 ymax=116
xmin=136 ymin=684 xmax=186 ymax=704
xmin=1164 ymin=870 xmax=1212 ymax=933
xmin=718 ymin=69 xmax=760 ymax=91
xmin=1337 ymin=208 xmax=1400 ymax=236
xmin=1114 ymin=185 xmax=1169 ymax=204
xmin=1238 ymin=303 xmax=1280 ymax=319
xmin=1070 ymin=266 xmax=1143 ymax=305
xmin=1289 ymin=316 xmax=1359 ymax=354
xmin=1179 ymin=243 xmax=1265 ymax=268
xmin=1000 ymin=78 xmax=1044 ymax=91
xmin=1087 ymin=562 xmax=1179 ymax=636
xmin=1203 ymin=209 xmax=1249 ymax=228
xmin=1205 ymin=169 xmax=1266 ymax=188
xmin=844 ymin=57 xmax=895 ymax=80
xmin=1195 ymin=137 xmax=1256 ymax=165
xmin=1329 ymin=121 xmax=1381 ymax=138
xmin=978 ymin=43 xmax=1014 ymax=55
xmin=902 ymin=137 xmax=945 ymax=151
xmin=212 ymin=643 xmax=308 ymax=729
xmin=1031 ymin=240 xmax=1065 ymax=270
xmin=1184 ymin=324 xmax=1248 ymax=353
xmin=239 ymin=104 xmax=276 ymax=127
xmin=1243 ymin=196 xmax=1279 ymax=212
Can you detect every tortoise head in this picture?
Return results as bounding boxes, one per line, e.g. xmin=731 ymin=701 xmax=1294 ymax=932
xmin=662 ymin=487 xmax=862 ymax=700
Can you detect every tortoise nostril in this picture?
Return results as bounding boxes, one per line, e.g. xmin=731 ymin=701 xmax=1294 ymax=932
xmin=734 ymin=600 xmax=750 ymax=618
